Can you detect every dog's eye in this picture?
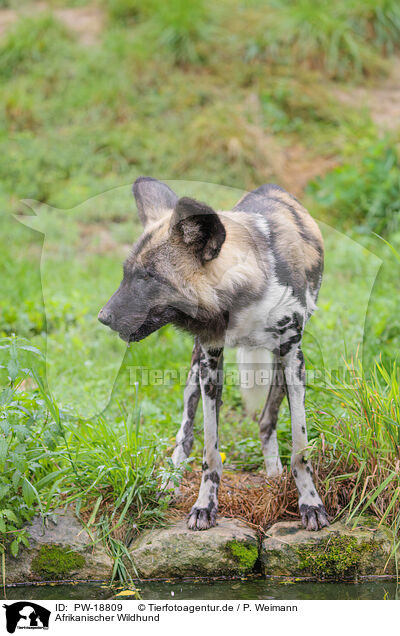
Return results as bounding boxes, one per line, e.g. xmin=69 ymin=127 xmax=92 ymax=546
xmin=140 ymin=269 xmax=153 ymax=281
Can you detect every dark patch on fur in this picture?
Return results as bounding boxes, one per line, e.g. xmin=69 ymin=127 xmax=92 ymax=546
xmin=268 ymin=196 xmax=323 ymax=255
xmin=273 ymin=314 xmax=304 ymax=357
xmin=187 ymin=390 xmax=200 ymax=421
xmin=200 ymin=363 xmax=209 ymax=380
xmin=306 ymin=261 xmax=324 ymax=294
xmin=259 ymin=360 xmax=286 ymax=444
xmin=276 ymin=332 xmax=302 ymax=357
xmin=208 ymin=348 xmax=223 ymax=358
xmin=271 ymin=245 xmax=306 ymax=306
xmin=204 ymin=470 xmax=220 ymax=484
xmin=204 ymin=381 xmax=217 ymax=400
xmin=264 ymin=325 xmax=290 ymax=336
xmin=293 ymin=312 xmax=304 ymax=332
xmin=182 ymin=419 xmax=194 ymax=457
xmin=172 ymin=307 xmax=229 ymax=344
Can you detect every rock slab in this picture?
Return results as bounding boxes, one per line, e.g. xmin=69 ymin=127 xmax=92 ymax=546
xmin=5 ymin=512 xmax=397 ymax=584
xmin=261 ymin=519 xmax=394 ymax=579
xmin=129 ymin=517 xmax=259 ymax=578
xmin=5 ymin=509 xmax=113 ymax=584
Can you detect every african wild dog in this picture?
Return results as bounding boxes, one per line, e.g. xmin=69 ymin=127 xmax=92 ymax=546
xmin=98 ymin=177 xmax=329 ymax=532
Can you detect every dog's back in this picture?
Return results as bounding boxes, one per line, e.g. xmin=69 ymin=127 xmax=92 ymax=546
xmin=234 ymin=184 xmax=324 ymax=311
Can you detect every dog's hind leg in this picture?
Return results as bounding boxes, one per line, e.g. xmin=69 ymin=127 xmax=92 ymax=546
xmin=258 ymin=356 xmax=285 ymax=478
xmin=172 ymin=338 xmax=201 ymax=468
xmin=282 ymin=344 xmax=329 ymax=531
xmin=187 ymin=346 xmax=223 ymax=530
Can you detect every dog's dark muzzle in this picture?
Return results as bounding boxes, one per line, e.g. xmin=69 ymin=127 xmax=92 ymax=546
xmin=98 ymin=302 xmax=177 ymax=344
xmin=98 ymin=307 xmax=113 ymax=327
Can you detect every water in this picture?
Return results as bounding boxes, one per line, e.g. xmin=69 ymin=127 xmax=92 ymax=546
xmin=2 ymin=578 xmax=398 ymax=601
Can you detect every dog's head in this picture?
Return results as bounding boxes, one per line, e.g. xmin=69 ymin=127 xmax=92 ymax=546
xmin=98 ymin=178 xmax=227 ymax=343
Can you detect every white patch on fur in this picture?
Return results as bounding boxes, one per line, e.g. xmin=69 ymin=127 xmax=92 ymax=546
xmin=237 ymin=346 xmax=273 ymax=416
xmin=225 ymin=274 xmax=304 ymax=348
xmin=253 ymin=213 xmax=270 ymax=238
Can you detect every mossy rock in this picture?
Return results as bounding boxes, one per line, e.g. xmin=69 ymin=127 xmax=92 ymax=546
xmin=31 ymin=545 xmax=85 ymax=580
xmin=5 ymin=510 xmax=113 ymax=584
xmin=296 ymin=535 xmax=373 ymax=579
xmin=227 ymin=540 xmax=259 ymax=571
xmin=130 ymin=517 xmax=259 ymax=579
xmin=261 ymin=519 xmax=395 ymax=580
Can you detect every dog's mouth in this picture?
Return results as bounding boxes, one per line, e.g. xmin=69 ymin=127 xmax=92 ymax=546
xmin=121 ymin=308 xmax=177 ymax=344
xmin=116 ymin=326 xmax=151 ymax=343
xmin=127 ymin=322 xmax=160 ymax=343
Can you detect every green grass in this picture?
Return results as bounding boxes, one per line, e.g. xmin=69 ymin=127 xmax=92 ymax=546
xmin=235 ymin=0 xmax=400 ymax=79
xmin=0 ymin=13 xmax=73 ymax=81
xmin=0 ymin=336 xmax=178 ymax=572
xmin=111 ymin=0 xmax=211 ymax=65
xmin=308 ymin=141 xmax=400 ymax=235
xmin=310 ymin=356 xmax=400 ymax=568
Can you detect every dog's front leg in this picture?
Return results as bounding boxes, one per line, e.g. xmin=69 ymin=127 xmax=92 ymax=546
xmin=187 ymin=346 xmax=223 ymax=531
xmin=172 ymin=338 xmax=202 ymax=468
xmin=282 ymin=345 xmax=329 ymax=531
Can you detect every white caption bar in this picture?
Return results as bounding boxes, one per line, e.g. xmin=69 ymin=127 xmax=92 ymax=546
xmin=1 ymin=599 xmax=398 ymax=636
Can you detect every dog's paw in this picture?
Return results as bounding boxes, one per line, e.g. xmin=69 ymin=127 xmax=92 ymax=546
xmin=300 ymin=503 xmax=330 ymax=531
xmin=187 ymin=506 xmax=217 ymax=531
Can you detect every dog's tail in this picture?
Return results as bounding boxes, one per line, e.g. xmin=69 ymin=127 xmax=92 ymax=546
xmin=236 ymin=346 xmax=273 ymax=418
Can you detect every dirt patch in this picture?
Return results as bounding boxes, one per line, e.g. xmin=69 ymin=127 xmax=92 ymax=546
xmin=334 ymin=61 xmax=400 ymax=132
xmin=242 ymin=122 xmax=337 ymax=198
xmin=0 ymin=4 xmax=104 ymax=45
xmin=0 ymin=8 xmax=16 ymax=38
xmin=241 ymin=95 xmax=338 ymax=197
xmin=279 ymin=145 xmax=338 ymax=197
xmin=54 ymin=7 xmax=104 ymax=46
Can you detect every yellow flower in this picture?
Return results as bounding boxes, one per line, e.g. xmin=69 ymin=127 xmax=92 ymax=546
xmin=220 ymin=452 xmax=226 ymax=463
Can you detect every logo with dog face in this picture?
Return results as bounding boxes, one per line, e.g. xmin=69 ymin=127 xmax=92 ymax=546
xmin=3 ymin=602 xmax=50 ymax=633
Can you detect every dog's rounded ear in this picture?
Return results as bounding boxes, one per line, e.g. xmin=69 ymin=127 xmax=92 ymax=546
xmin=170 ymin=197 xmax=226 ymax=263
xmin=133 ymin=177 xmax=178 ymax=227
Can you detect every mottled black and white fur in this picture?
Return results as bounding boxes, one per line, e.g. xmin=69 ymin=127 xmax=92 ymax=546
xmin=99 ymin=178 xmax=329 ymax=532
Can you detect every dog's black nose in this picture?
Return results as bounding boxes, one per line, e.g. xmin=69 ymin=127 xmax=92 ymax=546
xmin=98 ymin=308 xmax=113 ymax=326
